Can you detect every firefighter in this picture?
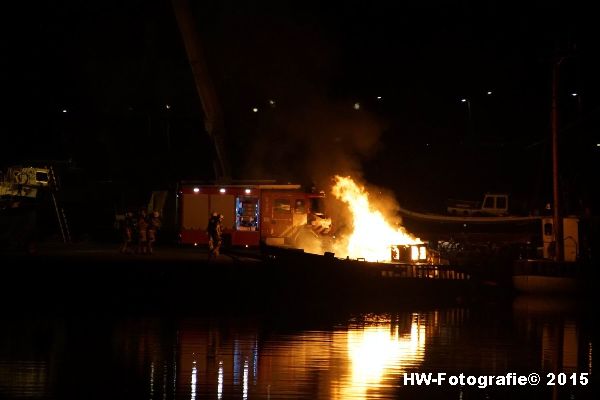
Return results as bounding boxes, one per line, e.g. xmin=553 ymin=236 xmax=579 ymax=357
xmin=216 ymin=214 xmax=224 ymax=254
xmin=207 ymin=212 xmax=223 ymax=260
xmin=137 ymin=208 xmax=149 ymax=254
xmin=206 ymin=212 xmax=217 ymax=255
xmin=147 ymin=210 xmax=161 ymax=254
xmin=120 ymin=211 xmax=135 ymax=254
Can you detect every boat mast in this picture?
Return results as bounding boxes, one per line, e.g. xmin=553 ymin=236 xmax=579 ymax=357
xmin=551 ymin=57 xmax=564 ymax=262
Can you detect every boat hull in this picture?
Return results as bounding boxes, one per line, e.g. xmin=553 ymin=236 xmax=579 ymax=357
xmin=512 ymin=259 xmax=584 ymax=294
xmin=512 ymin=275 xmax=578 ymax=294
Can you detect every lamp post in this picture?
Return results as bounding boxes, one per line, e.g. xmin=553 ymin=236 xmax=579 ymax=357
xmin=571 ymin=92 xmax=582 ymax=120
xmin=164 ymin=104 xmax=172 ymax=153
xmin=460 ymin=98 xmax=472 ymax=140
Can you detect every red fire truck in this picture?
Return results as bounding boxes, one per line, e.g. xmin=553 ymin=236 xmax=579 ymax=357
xmin=177 ymin=182 xmax=330 ymax=247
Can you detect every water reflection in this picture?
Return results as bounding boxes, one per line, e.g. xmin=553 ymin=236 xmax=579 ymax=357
xmin=0 ymin=318 xmax=62 ymax=399
xmin=150 ymin=362 xmax=154 ymax=398
xmin=242 ymin=359 xmax=248 ymax=400
xmin=190 ymin=361 xmax=196 ymax=400
xmin=512 ymin=295 xmax=593 ymax=400
xmin=217 ymin=360 xmax=223 ymax=399
xmin=340 ymin=314 xmax=426 ymax=399
xmin=513 ymin=295 xmax=589 ymax=375
xmin=0 ymin=360 xmax=49 ymax=397
xmin=0 ymin=302 xmax=593 ymax=400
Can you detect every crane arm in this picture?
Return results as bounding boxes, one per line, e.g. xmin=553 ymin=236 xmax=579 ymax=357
xmin=171 ymin=0 xmax=230 ymax=181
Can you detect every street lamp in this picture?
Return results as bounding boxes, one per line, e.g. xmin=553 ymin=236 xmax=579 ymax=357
xmin=164 ymin=106 xmax=171 ymax=152
xmin=460 ymin=98 xmax=472 ymax=139
xmin=570 ymin=92 xmax=583 ymax=118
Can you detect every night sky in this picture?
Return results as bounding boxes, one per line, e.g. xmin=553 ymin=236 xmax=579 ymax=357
xmin=2 ymin=0 xmax=599 ymax=213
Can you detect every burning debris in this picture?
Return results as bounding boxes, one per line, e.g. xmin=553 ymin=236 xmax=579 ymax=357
xmin=329 ymin=176 xmax=422 ymax=262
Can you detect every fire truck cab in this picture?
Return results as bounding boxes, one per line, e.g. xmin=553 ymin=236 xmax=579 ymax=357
xmin=178 ymin=183 xmax=328 ymax=247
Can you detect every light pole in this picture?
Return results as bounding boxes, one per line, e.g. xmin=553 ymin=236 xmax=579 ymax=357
xmin=460 ymin=98 xmax=472 ymax=140
xmin=164 ymin=104 xmax=172 ymax=153
xmin=570 ymin=92 xmax=582 ymax=120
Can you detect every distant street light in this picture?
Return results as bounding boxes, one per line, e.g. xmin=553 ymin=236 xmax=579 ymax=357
xmin=487 ymin=91 xmax=493 ymax=95
xmin=252 ymin=107 xmax=258 ymax=113
xmin=460 ymin=98 xmax=472 ymax=139
xmin=353 ymin=102 xmax=361 ymax=110
xmin=571 ymin=92 xmax=583 ymax=119
xmin=62 ymin=109 xmax=67 ymax=113
xmin=376 ymin=96 xmax=382 ymax=100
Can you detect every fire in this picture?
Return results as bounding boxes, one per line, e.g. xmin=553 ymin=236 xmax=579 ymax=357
xmin=331 ymin=176 xmax=421 ymax=262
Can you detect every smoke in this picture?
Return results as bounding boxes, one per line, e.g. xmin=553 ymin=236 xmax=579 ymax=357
xmin=293 ymin=230 xmax=327 ymax=256
xmin=199 ymin=5 xmax=387 ymax=186
xmin=247 ymin=96 xmax=385 ymax=185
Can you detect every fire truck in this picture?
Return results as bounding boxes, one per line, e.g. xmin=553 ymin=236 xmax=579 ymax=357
xmin=177 ymin=182 xmax=331 ymax=247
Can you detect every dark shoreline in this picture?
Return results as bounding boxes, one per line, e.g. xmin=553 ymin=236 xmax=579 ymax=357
xmin=8 ymin=240 xmax=594 ymax=318
xmin=2 ymin=242 xmax=513 ymax=314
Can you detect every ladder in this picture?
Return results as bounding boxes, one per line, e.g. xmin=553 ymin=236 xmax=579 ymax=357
xmin=48 ymin=166 xmax=71 ymax=243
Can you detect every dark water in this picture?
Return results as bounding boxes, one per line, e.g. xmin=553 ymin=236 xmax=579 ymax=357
xmin=0 ymin=297 xmax=593 ymax=400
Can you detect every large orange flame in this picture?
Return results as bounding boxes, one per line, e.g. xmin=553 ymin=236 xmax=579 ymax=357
xmin=331 ymin=176 xmax=421 ymax=262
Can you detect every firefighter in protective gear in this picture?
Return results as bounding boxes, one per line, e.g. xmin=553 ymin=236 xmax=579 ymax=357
xmin=147 ymin=211 xmax=161 ymax=254
xmin=137 ymin=209 xmax=148 ymax=254
xmin=207 ymin=212 xmax=223 ymax=259
xmin=120 ymin=211 xmax=135 ymax=253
